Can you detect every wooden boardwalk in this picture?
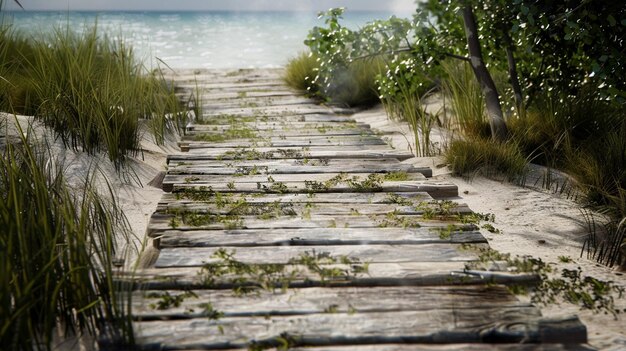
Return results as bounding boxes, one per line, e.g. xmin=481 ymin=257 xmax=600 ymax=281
xmin=115 ymin=69 xmax=589 ymax=350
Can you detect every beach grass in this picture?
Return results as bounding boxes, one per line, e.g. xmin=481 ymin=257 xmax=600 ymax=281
xmin=328 ymin=57 xmax=385 ymax=107
xmin=0 ymin=122 xmax=134 ymax=350
xmin=441 ymin=60 xmax=490 ymax=138
xmin=0 ymin=14 xmax=188 ymax=349
xmin=283 ymin=52 xmax=319 ymax=95
xmin=284 ymin=52 xmax=383 ymax=107
xmin=0 ymin=24 xmax=186 ymax=169
xmin=445 ymin=137 xmax=529 ymax=182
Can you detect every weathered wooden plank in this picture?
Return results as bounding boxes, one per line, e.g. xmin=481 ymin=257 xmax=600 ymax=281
xmin=184 ymin=134 xmax=383 ymax=143
xmin=132 ymin=285 xmax=526 ymax=320
xmin=201 ymin=106 xmax=337 ymax=118
xmin=169 ymin=150 xmax=414 ymax=163
xmin=202 ymin=91 xmax=303 ymax=101
xmin=147 ymin=213 xmax=469 ymax=234
xmin=176 ymin=77 xmax=285 ymax=86
xmin=291 ymin=344 xmax=594 ymax=351
xmin=169 ymin=181 xmax=457 ymax=198
xmin=301 ymin=115 xmax=355 ymax=123
xmin=179 ymin=137 xmax=387 ymax=149
xmin=198 ymin=114 xmax=355 ymax=124
xmin=156 ymin=202 xmax=471 ymax=218
xmin=194 ymin=81 xmax=285 ymax=89
xmin=185 ymin=134 xmax=383 ymax=143
xmin=189 ymin=121 xmax=368 ymax=130
xmin=148 ymin=215 xmax=468 ymax=235
xmin=130 ymin=310 xmax=586 ymax=349
xmin=161 ymin=192 xmax=434 ymax=205
xmin=202 ymin=106 xmax=339 ymax=118
xmin=154 ymin=243 xmax=486 ymax=268
xmin=163 ymin=171 xmax=426 ymax=186
xmin=202 ymin=97 xmax=314 ymax=109
xmin=187 ymin=127 xmax=373 ymax=137
xmin=156 ymin=227 xmax=486 ymax=248
xmin=167 ymin=164 xmax=432 ymax=178
xmin=121 ymin=261 xmax=538 ymax=290
xmin=189 ymin=144 xmax=394 ymax=153
xmin=168 ymin=157 xmax=404 ymax=168
xmin=171 ymin=71 xmax=284 ymax=84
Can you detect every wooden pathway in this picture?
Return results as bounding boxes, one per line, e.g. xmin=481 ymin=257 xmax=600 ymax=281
xmin=113 ymin=69 xmax=589 ymax=350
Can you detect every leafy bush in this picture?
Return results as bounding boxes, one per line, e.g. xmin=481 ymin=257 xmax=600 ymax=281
xmin=302 ymin=8 xmax=412 ymax=108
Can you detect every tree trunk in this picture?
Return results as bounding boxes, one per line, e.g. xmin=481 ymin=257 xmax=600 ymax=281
xmin=461 ymin=5 xmax=508 ymax=141
xmin=503 ymin=33 xmax=524 ymax=113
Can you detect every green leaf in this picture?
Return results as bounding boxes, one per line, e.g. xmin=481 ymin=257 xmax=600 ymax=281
xmin=592 ymin=62 xmax=601 ymax=73
xmin=607 ymin=15 xmax=616 ymax=27
xmin=520 ymin=5 xmax=529 ymax=15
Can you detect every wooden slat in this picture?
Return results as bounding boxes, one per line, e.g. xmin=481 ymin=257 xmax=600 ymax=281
xmin=194 ymin=81 xmax=284 ymax=89
xmin=156 ymin=203 xmax=471 ymax=217
xmin=156 ymin=227 xmax=486 ymax=248
xmin=189 ymin=121 xmax=368 ymax=129
xmin=201 ymin=105 xmax=337 ymax=117
xmin=132 ymin=285 xmax=526 ymax=320
xmin=179 ymin=137 xmax=387 ymax=148
xmin=168 ymin=164 xmax=431 ymax=176
xmin=169 ymin=181 xmax=458 ymax=198
xmin=154 ymin=243 xmax=487 ymax=268
xmin=168 ymin=157 xmax=406 ymax=168
xmin=201 ymin=90 xmax=303 ymax=100
xmin=184 ymin=135 xmax=383 ymax=143
xmin=291 ymin=344 xmax=594 ymax=351
xmin=168 ymin=149 xmax=415 ymax=162
xmin=202 ymin=97 xmax=314 ymax=109
xmin=121 ymin=262 xmax=538 ymax=290
xmin=130 ymin=310 xmax=586 ymax=349
xmin=185 ymin=144 xmax=394 ymax=153
xmin=187 ymin=127 xmax=373 ymax=137
xmin=147 ymin=213 xmax=472 ymax=234
xmin=161 ymin=192 xmax=434 ymax=204
xmin=163 ymin=171 xmax=426 ymax=186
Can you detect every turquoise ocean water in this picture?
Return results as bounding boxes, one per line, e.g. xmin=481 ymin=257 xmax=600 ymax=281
xmin=4 ymin=11 xmax=406 ymax=69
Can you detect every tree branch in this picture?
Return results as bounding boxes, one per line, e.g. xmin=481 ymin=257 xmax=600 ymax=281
xmin=444 ymin=53 xmax=471 ymax=62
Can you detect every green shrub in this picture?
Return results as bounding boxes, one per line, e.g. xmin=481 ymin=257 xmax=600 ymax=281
xmin=283 ymin=52 xmax=319 ymax=94
xmin=445 ymin=137 xmax=529 ymax=181
xmin=284 ymin=52 xmax=383 ymax=107
xmin=327 ymin=58 xmax=384 ymax=107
